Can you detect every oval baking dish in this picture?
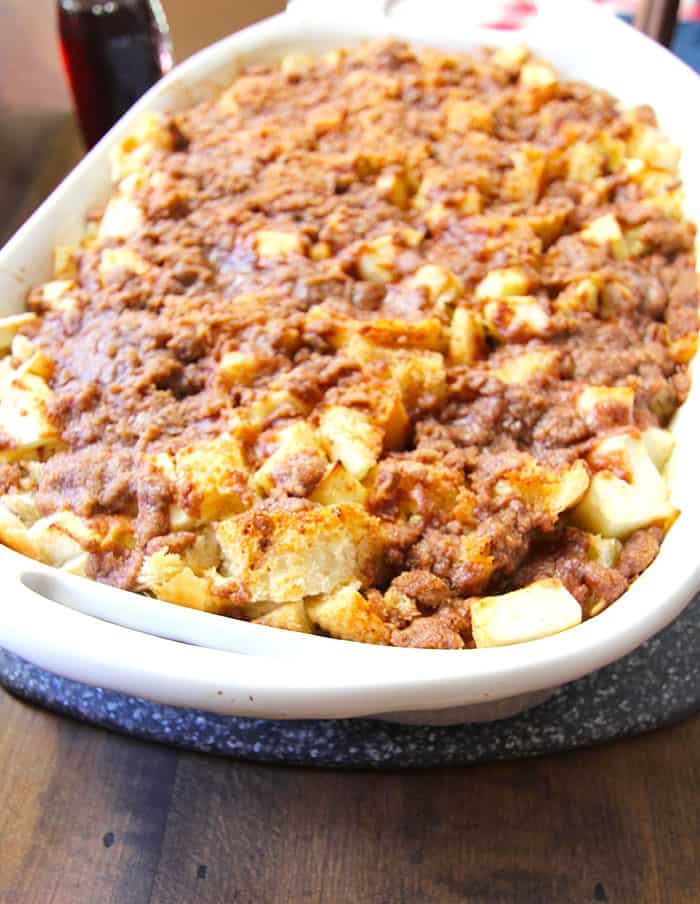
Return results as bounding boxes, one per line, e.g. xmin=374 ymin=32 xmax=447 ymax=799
xmin=1 ymin=0 xmax=700 ymax=723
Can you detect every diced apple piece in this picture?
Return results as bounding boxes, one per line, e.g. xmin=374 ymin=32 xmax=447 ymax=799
xmin=255 ymin=230 xmax=306 ymax=260
xmin=641 ymin=427 xmax=674 ymax=471
xmin=471 ymin=578 xmax=582 ymax=648
xmin=0 ymin=314 xmax=38 ymax=353
xmin=449 ymin=308 xmax=484 ymax=365
xmin=319 ymin=406 xmax=382 ymax=479
xmin=476 ymin=267 xmax=530 ymax=300
xmin=580 ymin=213 xmax=627 ymax=260
xmin=576 ymin=386 xmax=634 ymax=425
xmin=310 ymin=461 xmax=368 ymax=507
xmin=572 ymin=433 xmax=675 ymax=538
xmin=492 ymin=348 xmax=559 ymax=385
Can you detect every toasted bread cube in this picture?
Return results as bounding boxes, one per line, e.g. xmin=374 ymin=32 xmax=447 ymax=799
xmin=576 ymin=386 xmax=634 ymax=425
xmin=306 ymin=582 xmax=390 ymax=644
xmin=641 ymin=427 xmax=674 ymax=471
xmin=0 ymin=502 xmax=37 ymax=558
xmin=111 ymin=112 xmax=173 ymax=182
xmin=358 ymin=317 xmax=445 ymax=352
xmin=61 ymin=553 xmax=90 ymax=576
xmin=588 ymin=534 xmax=623 ymax=569
xmin=554 ymin=277 xmax=600 ymax=315
xmin=572 ymin=433 xmax=675 ymax=538
xmin=216 ymin=504 xmax=382 ymax=603
xmin=413 ymin=264 xmax=463 ymax=311
xmin=156 ymin=434 xmax=252 ymax=530
xmin=526 ymin=205 xmax=570 ymax=244
xmin=0 ymin=492 xmax=40 ymax=526
xmin=471 ymin=578 xmax=582 ymax=648
xmin=446 ymin=99 xmax=493 ymax=133
xmin=483 ymin=296 xmax=549 ymax=342
xmin=0 ymin=370 xmax=60 ymax=458
xmin=391 ymin=350 xmax=447 ymax=413
xmin=256 ymin=230 xmax=306 ymax=260
xmin=0 ymin=314 xmax=38 ymax=354
xmin=253 ymin=421 xmax=327 ymax=495
xmin=319 ymin=406 xmax=382 ymax=480
xmin=99 ymin=196 xmax=144 ymax=241
xmin=476 ymin=267 xmax=530 ymax=300
xmin=492 ymin=348 xmax=559 ymax=385
xmin=310 ymin=462 xmax=368 ymax=507
xmin=28 ymin=511 xmax=98 ymax=567
xmin=253 ymin=601 xmax=314 ymax=633
xmin=449 ymin=308 xmax=484 ymax=365
xmin=247 ymin=389 xmax=311 ymax=429
xmin=139 ymin=549 xmax=230 ymax=614
xmin=357 ymin=235 xmax=401 ymax=283
xmin=11 ymin=336 xmax=53 ymax=382
xmin=495 ymin=458 xmax=589 ymax=519
xmin=580 ymin=214 xmax=627 ymax=260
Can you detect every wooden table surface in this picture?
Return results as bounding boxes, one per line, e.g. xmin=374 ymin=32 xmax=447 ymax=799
xmin=1 ymin=4 xmax=699 ymax=902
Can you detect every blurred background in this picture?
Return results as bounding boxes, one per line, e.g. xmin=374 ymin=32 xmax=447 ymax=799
xmin=0 ymin=0 xmax=284 ymax=243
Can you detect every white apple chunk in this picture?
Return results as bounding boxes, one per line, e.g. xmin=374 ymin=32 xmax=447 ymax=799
xmin=572 ymin=433 xmax=675 ymax=539
xmin=471 ymin=578 xmax=582 ymax=648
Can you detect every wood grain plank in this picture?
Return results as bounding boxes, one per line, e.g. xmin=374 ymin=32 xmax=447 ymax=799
xmin=0 ymin=690 xmax=178 ymax=904
xmin=147 ymin=716 xmax=700 ymax=904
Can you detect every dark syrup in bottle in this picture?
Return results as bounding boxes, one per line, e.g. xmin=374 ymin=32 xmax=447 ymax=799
xmin=58 ymin=0 xmax=173 ymax=148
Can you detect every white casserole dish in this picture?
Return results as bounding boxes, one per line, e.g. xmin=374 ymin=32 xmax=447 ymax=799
xmin=1 ymin=0 xmax=699 ymax=725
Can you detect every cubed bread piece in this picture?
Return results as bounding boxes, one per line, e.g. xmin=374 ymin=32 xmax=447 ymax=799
xmin=319 ymin=406 xmax=383 ymax=479
xmin=520 ymin=61 xmax=557 ymax=90
xmin=0 ymin=502 xmax=38 ymax=558
xmin=139 ymin=549 xmax=231 ymax=614
xmin=483 ymin=296 xmax=549 ymax=342
xmin=471 ymin=578 xmax=582 ymax=648
xmin=357 ymin=235 xmax=402 ymax=283
xmin=253 ymin=601 xmax=315 ymax=634
xmin=218 ymin=351 xmax=261 ymax=386
xmin=111 ymin=112 xmax=173 ymax=182
xmin=98 ymin=196 xmax=144 ymax=241
xmin=216 ymin=504 xmax=383 ymax=603
xmin=99 ymin=247 xmax=149 ymax=283
xmin=28 ymin=511 xmax=100 ymax=567
xmin=0 ymin=314 xmax=38 ymax=353
xmin=449 ymin=308 xmax=485 ymax=365
xmin=154 ymin=433 xmax=253 ymax=530
xmin=306 ymin=582 xmax=390 ymax=644
xmin=572 ymin=433 xmax=676 ymax=538
xmin=492 ymin=43 xmax=530 ymax=73
xmin=253 ymin=421 xmax=327 ymax=495
xmin=492 ymin=348 xmax=559 ymax=385
xmin=310 ymin=462 xmax=368 ymax=507
xmin=0 ymin=369 xmax=61 ymax=459
xmin=566 ymin=141 xmax=606 ymax=183
xmin=554 ymin=277 xmax=600 ymax=315
xmin=576 ymin=386 xmax=634 ymax=426
xmin=495 ymin=458 xmax=590 ymax=520
xmin=475 ymin=267 xmax=530 ymax=300
xmin=446 ymin=99 xmax=493 ymax=133
xmin=33 ymin=280 xmax=79 ymax=314
xmin=412 ymin=264 xmax=463 ymax=311
xmin=391 ymin=350 xmax=447 ymax=413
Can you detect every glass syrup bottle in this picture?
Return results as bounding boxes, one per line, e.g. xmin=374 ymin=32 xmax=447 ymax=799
xmin=58 ymin=0 xmax=174 ymax=149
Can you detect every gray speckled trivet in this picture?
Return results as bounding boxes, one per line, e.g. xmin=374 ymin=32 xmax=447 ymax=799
xmin=2 ymin=594 xmax=699 ymax=768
